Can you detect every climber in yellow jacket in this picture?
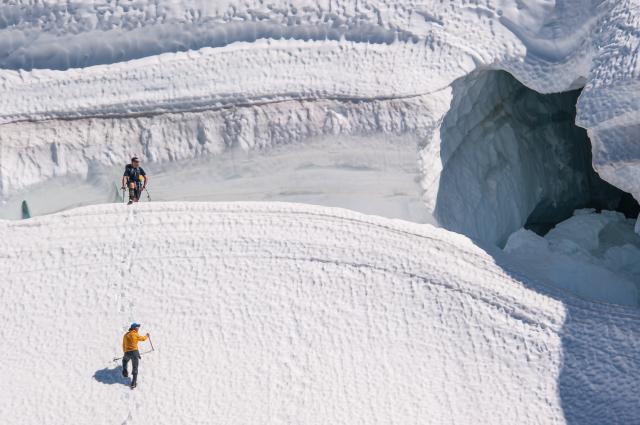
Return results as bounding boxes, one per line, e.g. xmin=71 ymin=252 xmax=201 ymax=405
xmin=121 ymin=323 xmax=150 ymax=389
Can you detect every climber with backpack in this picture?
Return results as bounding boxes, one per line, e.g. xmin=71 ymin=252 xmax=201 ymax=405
xmin=121 ymin=157 xmax=148 ymax=205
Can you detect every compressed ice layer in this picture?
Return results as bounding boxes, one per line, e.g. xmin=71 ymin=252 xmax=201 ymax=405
xmin=0 ymin=0 xmax=609 ymax=125
xmin=575 ymin=0 xmax=640 ymax=213
xmin=433 ymin=71 xmax=637 ymax=247
xmin=0 ymin=20 xmax=415 ymax=71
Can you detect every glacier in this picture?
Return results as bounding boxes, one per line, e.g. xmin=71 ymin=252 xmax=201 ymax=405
xmin=0 ymin=0 xmax=638 ymax=210
xmin=0 ymin=0 xmax=640 ymax=424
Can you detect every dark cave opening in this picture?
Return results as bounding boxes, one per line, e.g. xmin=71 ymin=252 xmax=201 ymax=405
xmin=522 ymin=90 xmax=640 ymax=236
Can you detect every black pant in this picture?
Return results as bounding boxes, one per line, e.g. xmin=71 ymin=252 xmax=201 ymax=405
xmin=123 ymin=350 xmax=141 ymax=384
xmin=128 ymin=184 xmax=142 ymax=202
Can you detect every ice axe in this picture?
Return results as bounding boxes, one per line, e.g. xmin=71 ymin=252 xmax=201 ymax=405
xmin=112 ymin=349 xmax=155 ymax=362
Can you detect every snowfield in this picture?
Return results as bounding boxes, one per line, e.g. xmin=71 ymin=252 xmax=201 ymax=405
xmin=1 ymin=0 xmax=640 ymax=423
xmin=1 ymin=202 xmax=639 ymax=424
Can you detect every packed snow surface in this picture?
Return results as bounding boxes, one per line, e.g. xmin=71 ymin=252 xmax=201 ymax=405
xmin=0 ymin=134 xmax=432 ymax=223
xmin=1 ymin=202 xmax=639 ymax=424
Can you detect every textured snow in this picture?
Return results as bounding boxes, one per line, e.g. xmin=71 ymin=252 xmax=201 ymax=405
xmin=0 ymin=202 xmax=639 ymax=424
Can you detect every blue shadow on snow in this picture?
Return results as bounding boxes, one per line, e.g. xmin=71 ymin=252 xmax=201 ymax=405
xmin=93 ymin=365 xmax=130 ymax=386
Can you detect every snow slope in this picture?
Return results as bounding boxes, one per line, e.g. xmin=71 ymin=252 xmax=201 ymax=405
xmin=0 ymin=202 xmax=639 ymax=424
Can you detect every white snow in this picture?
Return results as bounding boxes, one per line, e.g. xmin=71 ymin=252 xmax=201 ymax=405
xmin=1 ymin=1 xmax=640 ymax=423
xmin=1 ymin=202 xmax=639 ymax=424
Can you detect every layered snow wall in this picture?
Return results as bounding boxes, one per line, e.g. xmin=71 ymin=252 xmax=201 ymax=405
xmin=0 ymin=1 xmax=638 ymax=220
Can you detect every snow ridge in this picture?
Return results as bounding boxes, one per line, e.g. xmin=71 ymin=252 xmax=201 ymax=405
xmin=0 ymin=19 xmax=416 ymax=71
xmin=1 ymin=202 xmax=639 ymax=424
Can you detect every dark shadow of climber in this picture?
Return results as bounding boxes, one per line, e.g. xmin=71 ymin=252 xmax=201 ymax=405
xmin=93 ymin=365 xmax=130 ymax=386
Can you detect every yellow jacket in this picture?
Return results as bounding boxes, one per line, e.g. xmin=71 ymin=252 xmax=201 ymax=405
xmin=123 ymin=329 xmax=148 ymax=353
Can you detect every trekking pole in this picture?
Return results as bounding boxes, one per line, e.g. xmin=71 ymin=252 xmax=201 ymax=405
xmin=144 ymin=187 xmax=151 ymax=202
xmin=121 ymin=186 xmax=126 ymax=204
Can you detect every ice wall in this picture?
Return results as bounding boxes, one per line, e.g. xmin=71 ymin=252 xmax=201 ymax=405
xmin=0 ymin=94 xmax=447 ymax=201
xmin=0 ymin=0 xmax=638 ymax=233
xmin=431 ymin=71 xmax=638 ymax=246
xmin=576 ymin=0 xmax=640 ymax=217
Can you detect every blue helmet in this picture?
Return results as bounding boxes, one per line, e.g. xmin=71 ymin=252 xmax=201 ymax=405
xmin=129 ymin=323 xmax=141 ymax=330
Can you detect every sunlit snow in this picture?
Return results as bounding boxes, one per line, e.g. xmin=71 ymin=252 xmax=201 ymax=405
xmin=1 ymin=1 xmax=639 ymax=424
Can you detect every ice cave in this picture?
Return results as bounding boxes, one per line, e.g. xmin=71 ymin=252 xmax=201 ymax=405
xmin=432 ymin=70 xmax=640 ymax=305
xmin=434 ymin=70 xmax=639 ymax=246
